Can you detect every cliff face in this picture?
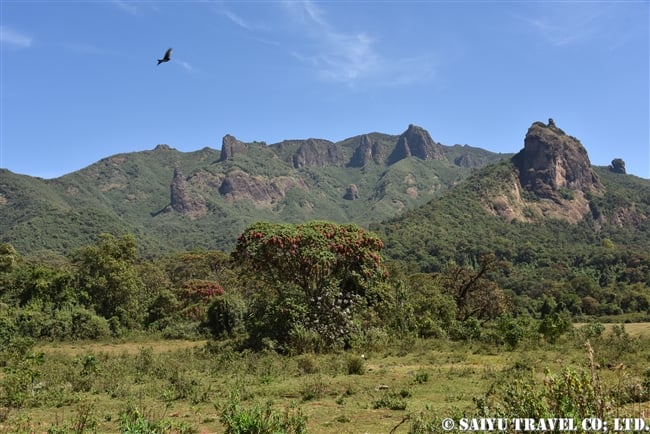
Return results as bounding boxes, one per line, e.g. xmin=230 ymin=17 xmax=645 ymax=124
xmin=512 ymin=120 xmax=603 ymax=201
xmin=219 ymin=135 xmax=248 ymax=161
xmin=291 ymin=139 xmax=344 ymax=169
xmin=167 ymin=166 xmax=207 ymax=218
xmin=484 ymin=120 xmax=605 ymax=224
xmin=348 ymin=135 xmax=385 ymax=167
xmin=218 ymin=170 xmax=307 ymax=207
xmin=387 ymin=124 xmax=446 ymax=165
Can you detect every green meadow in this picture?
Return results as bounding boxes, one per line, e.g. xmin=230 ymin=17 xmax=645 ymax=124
xmin=2 ymin=323 xmax=649 ymax=434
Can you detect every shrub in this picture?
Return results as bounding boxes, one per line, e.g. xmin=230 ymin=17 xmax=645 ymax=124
xmin=70 ymin=307 xmax=111 ymax=340
xmin=448 ymin=318 xmax=481 ymax=341
xmin=538 ymin=312 xmax=572 ymax=343
xmin=372 ymin=391 xmax=408 ymax=410
xmin=217 ymin=399 xmax=307 ymax=434
xmin=205 ymin=294 xmax=245 ymax=339
xmin=346 ymin=355 xmax=365 ymax=375
xmin=296 ymin=354 xmax=319 ymax=375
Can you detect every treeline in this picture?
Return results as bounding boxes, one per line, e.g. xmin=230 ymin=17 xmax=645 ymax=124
xmin=1 ymin=220 xmax=649 ymax=353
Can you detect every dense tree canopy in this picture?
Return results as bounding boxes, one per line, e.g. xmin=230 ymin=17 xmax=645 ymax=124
xmin=233 ymin=221 xmax=387 ymax=298
xmin=232 ymin=221 xmax=388 ymax=351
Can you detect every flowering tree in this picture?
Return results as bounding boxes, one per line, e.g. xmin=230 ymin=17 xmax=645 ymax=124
xmin=232 ymin=221 xmax=387 ymax=349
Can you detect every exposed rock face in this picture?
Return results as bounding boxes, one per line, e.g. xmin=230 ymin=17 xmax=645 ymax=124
xmin=154 ymin=144 xmax=172 ymax=151
xmin=484 ymin=121 xmax=606 ymax=224
xmin=218 ymin=170 xmax=306 ymax=206
xmin=454 ymin=153 xmax=482 ymax=168
xmin=611 ymin=204 xmax=647 ymax=227
xmin=292 ymin=139 xmax=343 ymax=168
xmin=512 ymin=120 xmax=603 ymax=201
xmin=219 ymin=135 xmax=248 ymax=161
xmin=610 ymin=158 xmax=626 ymax=174
xmin=344 ymin=184 xmax=359 ymax=200
xmin=349 ymin=135 xmax=384 ymax=167
xmin=169 ymin=167 xmax=207 ymax=217
xmin=387 ymin=124 xmax=446 ymax=165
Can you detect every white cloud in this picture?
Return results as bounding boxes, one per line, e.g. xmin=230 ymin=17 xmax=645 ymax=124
xmin=283 ymin=0 xmax=434 ymax=87
xmin=515 ymin=3 xmax=610 ymax=47
xmin=112 ymin=0 xmax=138 ymax=15
xmin=222 ymin=10 xmax=253 ymax=31
xmin=0 ymin=26 xmax=32 ymax=49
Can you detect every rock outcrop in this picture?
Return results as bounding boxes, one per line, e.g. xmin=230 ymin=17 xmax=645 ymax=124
xmin=168 ymin=167 xmax=207 ymax=217
xmin=387 ymin=124 xmax=446 ymax=165
xmin=512 ymin=120 xmax=603 ymax=201
xmin=291 ymin=139 xmax=344 ymax=169
xmin=218 ymin=170 xmax=306 ymax=206
xmin=344 ymin=184 xmax=359 ymax=200
xmin=454 ymin=153 xmax=482 ymax=168
xmin=610 ymin=158 xmax=626 ymax=174
xmin=484 ymin=120 xmax=605 ymax=224
xmin=348 ymin=135 xmax=385 ymax=167
xmin=219 ymin=135 xmax=248 ymax=161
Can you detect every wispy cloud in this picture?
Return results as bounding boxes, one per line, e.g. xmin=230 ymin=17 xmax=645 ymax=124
xmin=222 ymin=10 xmax=253 ymax=31
xmin=282 ymin=0 xmax=434 ymax=87
xmin=515 ymin=3 xmax=610 ymax=47
xmin=176 ymin=59 xmax=197 ymax=73
xmin=0 ymin=26 xmax=33 ymax=49
xmin=112 ymin=0 xmax=138 ymax=15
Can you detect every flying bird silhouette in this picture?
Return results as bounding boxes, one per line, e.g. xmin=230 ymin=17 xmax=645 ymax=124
xmin=157 ymin=48 xmax=172 ymax=65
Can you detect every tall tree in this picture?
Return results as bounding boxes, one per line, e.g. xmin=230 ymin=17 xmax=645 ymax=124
xmin=233 ymin=221 xmax=387 ymax=349
xmin=438 ymin=254 xmax=510 ymax=321
xmin=73 ymin=234 xmax=145 ymax=328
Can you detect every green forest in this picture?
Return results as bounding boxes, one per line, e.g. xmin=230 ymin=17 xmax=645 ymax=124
xmin=1 ymin=216 xmax=650 ymax=432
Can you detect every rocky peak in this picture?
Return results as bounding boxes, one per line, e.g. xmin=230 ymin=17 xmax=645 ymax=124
xmin=219 ymin=135 xmax=248 ymax=162
xmin=610 ymin=158 xmax=626 ymax=174
xmin=348 ymin=135 xmax=384 ymax=167
xmin=512 ymin=120 xmax=603 ymax=201
xmin=291 ymin=139 xmax=343 ymax=169
xmin=387 ymin=124 xmax=446 ymax=165
xmin=154 ymin=144 xmax=172 ymax=151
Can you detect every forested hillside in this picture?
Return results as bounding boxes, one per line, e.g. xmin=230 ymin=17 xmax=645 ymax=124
xmin=0 ymin=125 xmax=505 ymax=255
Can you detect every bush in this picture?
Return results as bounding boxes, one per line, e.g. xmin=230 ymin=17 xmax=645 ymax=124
xmin=0 ymin=313 xmax=17 ymax=350
xmin=70 ymin=308 xmax=111 ymax=340
xmin=448 ymin=318 xmax=481 ymax=341
xmin=296 ymin=354 xmax=319 ymax=375
xmin=217 ymin=399 xmax=307 ymax=434
xmin=346 ymin=355 xmax=365 ymax=375
xmin=372 ymin=390 xmax=409 ymax=410
xmin=205 ymin=294 xmax=245 ymax=339
xmin=538 ymin=312 xmax=572 ymax=343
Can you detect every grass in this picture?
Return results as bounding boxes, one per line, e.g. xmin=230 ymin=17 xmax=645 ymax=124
xmin=2 ymin=324 xmax=650 ymax=433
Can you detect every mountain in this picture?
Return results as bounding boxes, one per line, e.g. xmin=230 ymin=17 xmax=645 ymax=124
xmin=0 ymin=125 xmax=508 ymax=256
xmin=372 ymin=120 xmax=650 ymax=306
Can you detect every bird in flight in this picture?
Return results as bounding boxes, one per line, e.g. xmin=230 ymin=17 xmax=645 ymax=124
xmin=157 ymin=48 xmax=172 ymax=65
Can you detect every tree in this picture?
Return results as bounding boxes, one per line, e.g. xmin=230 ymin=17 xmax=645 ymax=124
xmin=0 ymin=243 xmax=17 ymax=273
xmin=232 ymin=221 xmax=388 ymax=350
xmin=73 ymin=234 xmax=146 ymax=328
xmin=438 ymin=254 xmax=510 ymax=321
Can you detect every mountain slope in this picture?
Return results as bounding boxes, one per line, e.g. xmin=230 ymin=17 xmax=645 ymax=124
xmin=1 ymin=125 xmax=505 ymax=255
xmin=372 ymin=121 xmax=650 ymax=309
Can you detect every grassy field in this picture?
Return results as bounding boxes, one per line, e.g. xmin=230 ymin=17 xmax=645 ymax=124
xmin=2 ymin=323 xmax=650 ymax=433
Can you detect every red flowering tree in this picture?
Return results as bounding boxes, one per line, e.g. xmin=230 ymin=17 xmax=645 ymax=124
xmin=232 ymin=221 xmax=387 ymax=350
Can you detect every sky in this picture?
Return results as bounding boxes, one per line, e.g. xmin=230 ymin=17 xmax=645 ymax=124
xmin=1 ymin=0 xmax=649 ymax=179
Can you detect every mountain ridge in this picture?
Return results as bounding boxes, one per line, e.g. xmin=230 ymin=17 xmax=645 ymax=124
xmin=1 ymin=124 xmax=505 ymax=255
xmin=2 ymin=121 xmax=646 ymax=259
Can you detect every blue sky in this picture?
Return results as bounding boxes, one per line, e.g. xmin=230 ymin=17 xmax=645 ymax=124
xmin=1 ymin=0 xmax=649 ymax=179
